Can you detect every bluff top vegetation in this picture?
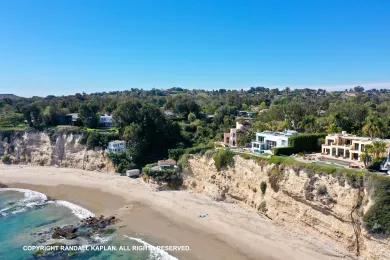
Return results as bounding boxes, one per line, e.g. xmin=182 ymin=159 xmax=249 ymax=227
xmin=1 ymin=86 xmax=390 ymax=167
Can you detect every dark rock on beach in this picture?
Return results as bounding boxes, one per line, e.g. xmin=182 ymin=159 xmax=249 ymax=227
xmin=50 ymin=215 xmax=117 ymax=240
xmin=80 ymin=215 xmax=117 ymax=230
xmin=52 ymin=225 xmax=78 ymax=239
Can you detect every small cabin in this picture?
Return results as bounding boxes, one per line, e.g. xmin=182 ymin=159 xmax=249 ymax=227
xmin=157 ymin=159 xmax=177 ymax=170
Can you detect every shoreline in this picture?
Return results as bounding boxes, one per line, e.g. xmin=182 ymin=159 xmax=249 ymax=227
xmin=0 ymin=165 xmax=354 ymax=260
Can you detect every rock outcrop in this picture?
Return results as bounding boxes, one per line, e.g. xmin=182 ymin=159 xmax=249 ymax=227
xmin=0 ymin=131 xmax=115 ymax=172
xmin=51 ymin=215 xmax=117 ymax=240
xmin=185 ymin=155 xmax=390 ymax=260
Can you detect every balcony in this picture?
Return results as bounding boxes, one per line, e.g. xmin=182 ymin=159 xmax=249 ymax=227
xmin=322 ymin=143 xmax=353 ymax=150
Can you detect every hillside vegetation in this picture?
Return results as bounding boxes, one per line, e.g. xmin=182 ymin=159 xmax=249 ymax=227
xmin=1 ymin=86 xmax=390 ymax=169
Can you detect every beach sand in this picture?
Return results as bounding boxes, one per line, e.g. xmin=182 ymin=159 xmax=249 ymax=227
xmin=0 ymin=165 xmax=353 ymax=260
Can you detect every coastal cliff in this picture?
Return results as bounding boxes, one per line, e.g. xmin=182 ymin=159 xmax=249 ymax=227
xmin=185 ymin=154 xmax=390 ymax=260
xmin=0 ymin=131 xmax=115 ymax=172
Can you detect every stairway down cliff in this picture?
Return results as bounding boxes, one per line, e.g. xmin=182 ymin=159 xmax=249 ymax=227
xmin=184 ymin=154 xmax=390 ymax=260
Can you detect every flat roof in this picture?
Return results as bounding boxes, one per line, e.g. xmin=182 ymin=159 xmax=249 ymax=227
xmin=326 ymin=133 xmax=390 ymax=143
xmin=257 ymin=130 xmax=297 ymax=137
xmin=109 ymin=140 xmax=125 ymax=144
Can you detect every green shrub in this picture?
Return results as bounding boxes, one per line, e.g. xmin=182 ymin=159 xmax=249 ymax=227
xmin=317 ymin=184 xmax=328 ymax=196
xmin=289 ymin=133 xmax=326 ymax=153
xmin=168 ymin=148 xmax=185 ymax=161
xmin=142 ymin=166 xmax=183 ymax=189
xmin=178 ymin=153 xmax=190 ymax=169
xmin=363 ymin=176 xmax=390 ymax=235
xmin=368 ymin=158 xmax=385 ymax=171
xmin=260 ymin=181 xmax=267 ymax=195
xmin=108 ymin=151 xmax=135 ymax=173
xmin=268 ymin=168 xmax=284 ymax=192
xmin=258 ymin=201 xmax=267 ymax=213
xmin=213 ymin=149 xmax=234 ymax=171
xmin=81 ymin=130 xmax=119 ymax=149
xmin=168 ymin=144 xmax=213 ymax=161
xmin=267 ymin=156 xmax=296 ymax=166
xmin=1 ymin=154 xmax=11 ymax=164
xmin=273 ymin=146 xmax=296 ymax=156
xmin=204 ymin=149 xmax=216 ymax=159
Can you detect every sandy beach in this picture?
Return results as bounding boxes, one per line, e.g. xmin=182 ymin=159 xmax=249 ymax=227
xmin=0 ymin=165 xmax=354 ymax=260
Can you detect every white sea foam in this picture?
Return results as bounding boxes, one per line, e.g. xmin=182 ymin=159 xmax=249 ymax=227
xmin=0 ymin=188 xmax=48 ymax=203
xmin=0 ymin=188 xmax=48 ymax=215
xmin=124 ymin=235 xmax=179 ymax=260
xmin=91 ymin=234 xmax=113 ymax=244
xmin=53 ymin=200 xmax=95 ymax=219
xmin=0 ymin=188 xmax=94 ymax=219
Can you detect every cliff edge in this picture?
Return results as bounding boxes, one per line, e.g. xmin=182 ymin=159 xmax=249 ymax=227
xmin=185 ymin=154 xmax=390 ymax=259
xmin=0 ymin=131 xmax=115 ymax=172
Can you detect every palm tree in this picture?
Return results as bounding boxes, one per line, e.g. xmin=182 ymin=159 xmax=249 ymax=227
xmin=368 ymin=141 xmax=387 ymax=160
xmin=362 ymin=144 xmax=373 ymax=168
xmin=362 ymin=115 xmax=384 ymax=138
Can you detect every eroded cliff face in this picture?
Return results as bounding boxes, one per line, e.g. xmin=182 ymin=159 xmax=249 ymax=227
xmin=185 ymin=155 xmax=390 ymax=260
xmin=0 ymin=132 xmax=115 ymax=172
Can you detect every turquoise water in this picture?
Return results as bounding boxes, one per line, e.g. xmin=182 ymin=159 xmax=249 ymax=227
xmin=0 ymin=189 xmax=177 ymax=260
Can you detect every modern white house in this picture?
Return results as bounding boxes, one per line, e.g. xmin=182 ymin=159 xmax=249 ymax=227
xmin=99 ymin=114 xmax=113 ymax=128
xmin=251 ymin=130 xmax=298 ymax=154
xmin=106 ymin=140 xmax=126 ymax=153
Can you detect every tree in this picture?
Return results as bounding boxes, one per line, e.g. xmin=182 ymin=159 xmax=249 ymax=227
xmin=368 ymin=141 xmax=387 ymax=160
xmin=42 ymin=105 xmax=59 ymax=126
xmin=237 ymin=130 xmax=254 ymax=147
xmin=123 ymin=123 xmax=142 ymax=144
xmin=79 ymin=103 xmax=99 ymax=128
xmin=361 ymin=144 xmax=372 ymax=168
xmin=328 ymin=101 xmax=368 ymax=134
xmin=279 ymin=101 xmax=307 ymax=130
xmin=354 ymin=86 xmax=365 ymax=93
xmin=0 ymin=112 xmax=24 ymax=127
xmin=22 ymin=103 xmax=43 ymax=128
xmin=188 ymin=112 xmax=196 ymax=122
xmin=112 ymin=100 xmax=141 ymax=127
xmin=259 ymin=101 xmax=267 ymax=110
xmin=363 ymin=115 xmax=385 ymax=138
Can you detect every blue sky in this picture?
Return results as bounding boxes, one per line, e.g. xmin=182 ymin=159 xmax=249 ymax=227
xmin=0 ymin=0 xmax=389 ymax=97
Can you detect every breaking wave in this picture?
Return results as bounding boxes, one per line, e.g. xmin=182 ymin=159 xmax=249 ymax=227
xmin=124 ymin=235 xmax=179 ymax=260
xmin=0 ymin=188 xmax=94 ymax=220
xmin=0 ymin=188 xmax=48 ymax=216
xmin=52 ymin=200 xmax=95 ymax=219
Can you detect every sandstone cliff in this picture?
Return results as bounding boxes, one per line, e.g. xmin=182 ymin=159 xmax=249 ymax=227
xmin=0 ymin=131 xmax=115 ymax=172
xmin=185 ymin=154 xmax=390 ymax=259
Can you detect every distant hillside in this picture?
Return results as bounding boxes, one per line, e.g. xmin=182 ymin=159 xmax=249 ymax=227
xmin=0 ymin=94 xmax=22 ymax=100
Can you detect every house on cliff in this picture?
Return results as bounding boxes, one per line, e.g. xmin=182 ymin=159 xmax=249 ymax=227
xmin=251 ymin=130 xmax=297 ymax=154
xmin=106 ymin=140 xmax=126 ymax=154
xmin=223 ymin=121 xmax=251 ymax=148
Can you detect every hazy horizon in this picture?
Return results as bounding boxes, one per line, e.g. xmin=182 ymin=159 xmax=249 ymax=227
xmin=2 ymin=81 xmax=390 ymax=98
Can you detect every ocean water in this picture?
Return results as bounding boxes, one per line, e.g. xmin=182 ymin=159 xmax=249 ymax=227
xmin=0 ymin=188 xmax=178 ymax=260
